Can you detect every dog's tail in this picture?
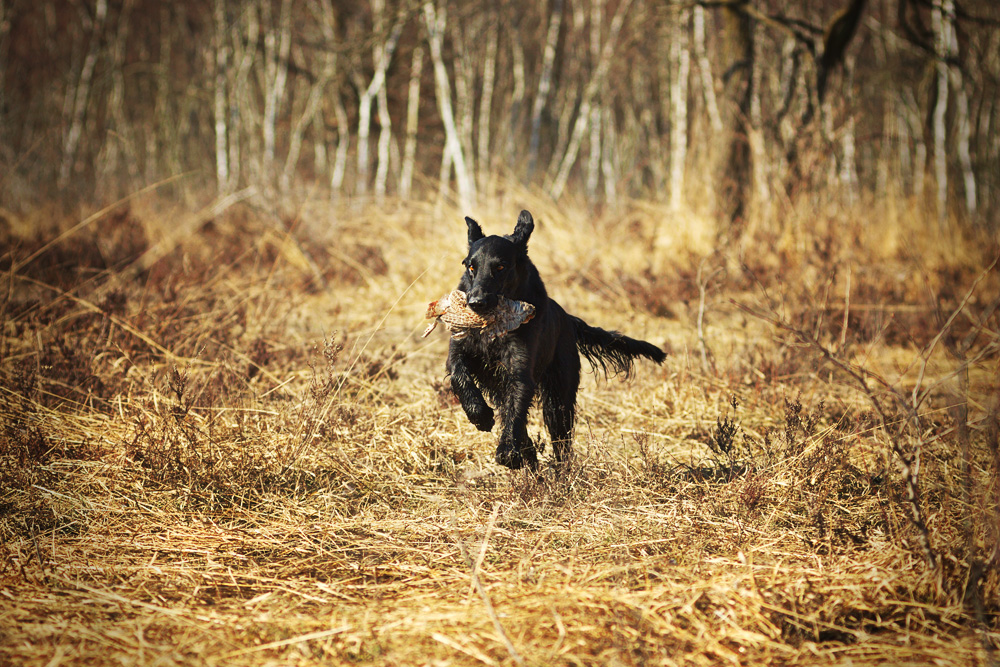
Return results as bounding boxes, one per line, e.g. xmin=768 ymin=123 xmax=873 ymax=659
xmin=571 ymin=316 xmax=666 ymax=379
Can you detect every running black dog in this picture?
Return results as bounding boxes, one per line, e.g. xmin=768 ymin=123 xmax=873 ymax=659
xmin=446 ymin=210 xmax=666 ymax=470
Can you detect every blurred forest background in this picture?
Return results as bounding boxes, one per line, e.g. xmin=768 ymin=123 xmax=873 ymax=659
xmin=1 ymin=0 xmax=998 ymax=231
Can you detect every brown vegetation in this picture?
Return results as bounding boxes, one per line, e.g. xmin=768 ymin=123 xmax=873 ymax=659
xmin=1 ymin=191 xmax=998 ymax=665
xmin=2 ymin=0 xmax=1000 ymax=664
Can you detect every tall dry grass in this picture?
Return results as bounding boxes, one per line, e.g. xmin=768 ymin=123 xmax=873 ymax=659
xmin=1 ymin=186 xmax=998 ymax=666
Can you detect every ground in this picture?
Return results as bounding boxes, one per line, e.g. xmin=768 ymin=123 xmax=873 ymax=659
xmin=1 ymin=194 xmax=998 ymax=666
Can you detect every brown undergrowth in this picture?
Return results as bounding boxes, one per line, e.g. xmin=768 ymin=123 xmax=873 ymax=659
xmin=1 ymin=193 xmax=998 ymax=666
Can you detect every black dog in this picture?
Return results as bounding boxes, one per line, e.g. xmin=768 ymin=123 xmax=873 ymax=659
xmin=446 ymin=210 xmax=666 ymax=470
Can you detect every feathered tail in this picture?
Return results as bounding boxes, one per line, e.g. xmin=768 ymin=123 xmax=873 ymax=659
xmin=571 ymin=316 xmax=666 ymax=379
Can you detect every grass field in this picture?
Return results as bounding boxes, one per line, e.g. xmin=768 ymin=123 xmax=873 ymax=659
xmin=1 ymin=190 xmax=998 ymax=666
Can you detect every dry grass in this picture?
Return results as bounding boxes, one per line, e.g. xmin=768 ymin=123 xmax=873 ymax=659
xmin=1 ymin=189 xmax=998 ymax=666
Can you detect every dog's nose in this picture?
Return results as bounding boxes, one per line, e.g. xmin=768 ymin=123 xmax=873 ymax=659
xmin=466 ymin=293 xmax=491 ymax=313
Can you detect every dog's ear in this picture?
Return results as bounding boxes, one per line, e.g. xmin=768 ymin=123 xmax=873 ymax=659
xmin=510 ymin=210 xmax=534 ymax=250
xmin=465 ymin=216 xmax=485 ymax=246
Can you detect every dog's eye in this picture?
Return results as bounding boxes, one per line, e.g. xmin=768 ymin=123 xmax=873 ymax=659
xmin=468 ymin=265 xmax=475 ymax=274
xmin=496 ymin=265 xmax=505 ymax=273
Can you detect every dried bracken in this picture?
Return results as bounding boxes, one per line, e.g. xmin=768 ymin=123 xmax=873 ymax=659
xmin=1 ymin=203 xmax=998 ymax=667
xmin=422 ymin=289 xmax=535 ymax=340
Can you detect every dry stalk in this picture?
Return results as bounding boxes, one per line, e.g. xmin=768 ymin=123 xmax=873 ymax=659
xmin=455 ymin=503 xmax=525 ymax=667
xmin=696 ymin=256 xmax=723 ymax=374
xmin=839 ymin=263 xmax=851 ymax=351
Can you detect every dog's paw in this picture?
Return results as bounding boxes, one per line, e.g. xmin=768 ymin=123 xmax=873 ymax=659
xmin=495 ymin=442 xmax=524 ymax=469
xmin=495 ymin=437 xmax=538 ymax=471
xmin=465 ymin=404 xmax=495 ymax=432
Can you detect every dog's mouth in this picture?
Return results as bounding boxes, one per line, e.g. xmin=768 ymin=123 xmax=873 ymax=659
xmin=466 ymin=293 xmax=499 ymax=314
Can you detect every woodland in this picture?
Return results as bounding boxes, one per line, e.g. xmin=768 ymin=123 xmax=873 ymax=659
xmin=1 ymin=1 xmax=999 ymax=665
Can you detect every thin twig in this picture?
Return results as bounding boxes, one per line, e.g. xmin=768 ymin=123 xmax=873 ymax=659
xmin=455 ymin=505 xmax=525 ymax=667
xmin=467 ymin=501 xmax=500 ymax=601
xmin=839 ymin=263 xmax=851 ymax=351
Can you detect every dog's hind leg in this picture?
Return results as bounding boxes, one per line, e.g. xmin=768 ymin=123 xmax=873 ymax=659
xmin=541 ymin=346 xmax=581 ymax=464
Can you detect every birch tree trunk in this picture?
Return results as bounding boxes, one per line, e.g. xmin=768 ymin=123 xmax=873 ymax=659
xmin=312 ymin=114 xmax=327 ymax=179
xmin=99 ymin=0 xmax=140 ymax=198
xmin=374 ymin=83 xmax=393 ymax=200
xmin=0 ymin=0 xmax=11 ymax=149
xmin=477 ymin=16 xmax=498 ymax=190
xmin=59 ymin=0 xmax=108 ymax=188
xmin=355 ymin=2 xmax=402 ymax=198
xmin=947 ymin=15 xmax=976 ymax=216
xmin=902 ymin=89 xmax=927 ymax=202
xmin=282 ymin=0 xmax=336 ymax=193
xmin=506 ymin=32 xmax=526 ymax=164
xmin=450 ymin=18 xmax=476 ymax=180
xmin=601 ymin=108 xmax=617 ymax=204
xmin=585 ymin=0 xmax=604 ymax=201
xmin=669 ymin=8 xmax=690 ymax=213
xmin=229 ymin=5 xmax=259 ymax=191
xmin=262 ymin=0 xmax=292 ymax=185
xmin=423 ymin=1 xmax=474 ymax=208
xmin=748 ymin=19 xmax=768 ymax=218
xmin=212 ymin=0 xmax=230 ymax=192
xmin=330 ymin=92 xmax=350 ymax=194
xmin=839 ymin=58 xmax=858 ymax=205
xmin=400 ymin=44 xmax=424 ymax=199
xmin=719 ymin=0 xmax=754 ymax=234
xmin=931 ymin=0 xmax=952 ymax=227
xmin=152 ymin=6 xmax=183 ymax=181
xmin=281 ymin=43 xmax=334 ymax=193
xmin=692 ymin=4 xmax=722 ymax=133
xmin=548 ymin=0 xmax=632 ymax=202
xmin=527 ymin=0 xmax=563 ymax=179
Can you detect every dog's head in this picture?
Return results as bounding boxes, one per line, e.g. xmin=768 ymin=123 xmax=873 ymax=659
xmin=459 ymin=210 xmax=534 ymax=314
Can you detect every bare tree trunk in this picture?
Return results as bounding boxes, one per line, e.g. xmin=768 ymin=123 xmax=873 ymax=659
xmin=545 ymin=9 xmax=585 ymax=187
xmin=947 ymin=15 xmax=976 ymax=216
xmin=423 ymin=1 xmax=474 ymax=208
xmin=719 ymin=0 xmax=754 ymax=234
xmin=748 ymin=20 xmax=769 ymax=220
xmin=692 ymin=4 xmax=722 ymax=133
xmin=212 ymin=0 xmax=231 ymax=192
xmin=931 ymin=0 xmax=952 ymax=227
xmin=330 ymin=92 xmax=349 ymax=194
xmin=527 ymin=0 xmax=563 ymax=179
xmin=262 ymin=0 xmax=292 ymax=186
xmin=0 ymin=0 xmax=12 ymax=150
xmin=282 ymin=0 xmax=336 ymax=193
xmin=903 ymin=89 xmax=927 ymax=202
xmin=450 ymin=18 xmax=476 ymax=180
xmin=585 ymin=0 xmax=604 ymax=202
xmin=355 ymin=1 xmax=402 ymax=198
xmin=222 ymin=5 xmax=255 ymax=190
xmin=506 ymin=32 xmax=526 ymax=164
xmin=374 ymin=83 xmax=393 ymax=200
xmin=669 ymin=8 xmax=690 ymax=213
xmin=99 ymin=0 xmax=139 ymax=198
xmin=312 ymin=114 xmax=327 ymax=178
xmin=60 ymin=0 xmax=108 ymax=188
xmin=400 ymin=43 xmax=424 ymax=199
xmin=477 ymin=16 xmax=498 ymax=189
xmin=839 ymin=58 xmax=858 ymax=205
xmin=601 ymin=108 xmax=617 ymax=205
xmin=548 ymin=0 xmax=632 ymax=202
xmin=152 ymin=6 xmax=183 ymax=182
xmin=438 ymin=138 xmax=453 ymax=203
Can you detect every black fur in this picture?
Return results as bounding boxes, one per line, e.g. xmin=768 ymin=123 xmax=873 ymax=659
xmin=445 ymin=210 xmax=666 ymax=470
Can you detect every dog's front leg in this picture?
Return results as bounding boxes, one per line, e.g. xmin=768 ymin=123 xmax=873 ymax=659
xmin=448 ymin=352 xmax=495 ymax=432
xmin=496 ymin=372 xmax=538 ymax=470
